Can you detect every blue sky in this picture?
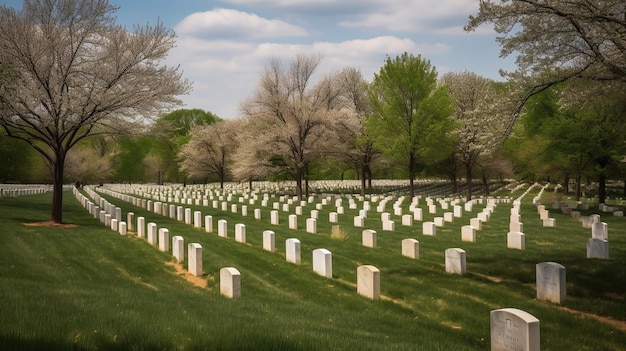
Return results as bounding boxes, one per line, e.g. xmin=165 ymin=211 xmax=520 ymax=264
xmin=2 ymin=0 xmax=516 ymax=119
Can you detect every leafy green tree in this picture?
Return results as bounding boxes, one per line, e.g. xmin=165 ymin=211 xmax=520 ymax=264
xmin=0 ymin=0 xmax=190 ymax=223
xmin=112 ymin=136 xmax=150 ymax=183
xmin=0 ymin=133 xmax=37 ymax=182
xmin=149 ymin=109 xmax=220 ymax=184
xmin=367 ymin=52 xmax=455 ymax=198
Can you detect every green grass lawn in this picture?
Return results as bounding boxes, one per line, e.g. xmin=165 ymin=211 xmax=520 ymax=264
xmin=1 ymin=184 xmax=625 ymax=350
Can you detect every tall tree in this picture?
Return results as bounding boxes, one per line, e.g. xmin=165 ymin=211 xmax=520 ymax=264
xmin=333 ymin=67 xmax=380 ymax=196
xmin=178 ymin=119 xmax=240 ymax=189
xmin=440 ymin=72 xmax=509 ymax=200
xmin=367 ymin=52 xmax=454 ymax=198
xmin=465 ymin=0 xmax=626 ymax=133
xmin=0 ymin=0 xmax=190 ymax=223
xmin=239 ymin=53 xmax=339 ymax=200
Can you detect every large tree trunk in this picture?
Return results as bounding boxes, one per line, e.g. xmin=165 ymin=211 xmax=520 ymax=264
xmin=598 ymin=173 xmax=606 ymax=204
xmin=408 ymin=154 xmax=415 ymax=198
xmin=576 ymin=174 xmax=582 ymax=201
xmin=482 ymin=173 xmax=490 ymax=196
xmin=563 ymin=175 xmax=570 ymax=195
xmin=51 ymin=152 xmax=65 ymax=224
xmin=466 ymin=163 xmax=473 ymax=202
xmin=360 ymin=165 xmax=366 ymax=197
xmin=295 ymin=166 xmax=303 ymax=201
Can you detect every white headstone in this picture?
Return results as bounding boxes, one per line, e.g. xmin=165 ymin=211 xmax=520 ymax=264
xmin=218 ymin=219 xmax=228 ymax=237
xmin=188 ymin=243 xmax=203 ymax=277
xmin=285 ymin=238 xmax=301 ymax=265
xmin=362 ymin=229 xmax=377 ymax=248
xmin=445 ymin=248 xmax=466 ymax=275
xmin=193 ymin=211 xmax=202 ymax=228
xmin=184 ymin=208 xmax=192 ymax=224
xmin=137 ymin=217 xmax=145 ymax=237
xmin=306 ymin=218 xmax=317 ymax=234
xmin=235 ymin=223 xmax=246 ymax=243
xmin=204 ymin=215 xmax=213 ymax=233
xmin=354 ymin=216 xmax=365 ymax=227
xmin=263 ymin=230 xmax=276 ymax=252
xmin=110 ymin=218 xmax=118 ymax=232
xmin=470 ymin=217 xmax=482 ymax=230
xmin=357 ymin=265 xmax=380 ymax=300
xmin=401 ymin=214 xmax=413 ymax=226
xmin=329 ymin=212 xmax=338 ymax=223
xmin=509 ymin=221 xmax=523 ymax=233
xmin=158 ymin=228 xmax=169 ymax=252
xmin=382 ymin=220 xmax=395 ymax=231
xmin=127 ymin=212 xmax=135 ymax=231
xmin=172 ymin=236 xmax=184 ymax=262
xmin=401 ymin=238 xmax=419 ymax=259
xmin=423 ymin=221 xmax=436 ymax=236
xmin=220 ymin=267 xmax=241 ymax=298
xmin=461 ymin=225 xmax=476 ymax=242
xmin=591 ymin=222 xmax=608 ymax=240
xmin=413 ymin=208 xmax=423 ymax=221
xmin=289 ymin=214 xmax=298 ymax=229
xmin=118 ymin=221 xmax=127 ymax=236
xmin=434 ymin=217 xmax=445 ymax=227
xmin=587 ymin=238 xmax=609 ymax=259
xmin=271 ymin=210 xmax=279 ymax=225
xmin=490 ymin=308 xmax=540 ymax=351
xmin=542 ymin=218 xmax=555 ymax=227
xmin=312 ymin=248 xmax=332 ymax=278
xmin=536 ymin=262 xmax=566 ymax=304
xmin=147 ymin=222 xmax=157 ymax=245
xmin=507 ymin=232 xmax=525 ymax=250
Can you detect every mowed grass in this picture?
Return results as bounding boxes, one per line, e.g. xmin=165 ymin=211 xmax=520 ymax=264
xmin=0 ymin=185 xmax=625 ymax=350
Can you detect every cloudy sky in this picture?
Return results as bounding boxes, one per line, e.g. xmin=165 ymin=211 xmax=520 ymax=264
xmin=3 ymin=0 xmax=516 ymax=119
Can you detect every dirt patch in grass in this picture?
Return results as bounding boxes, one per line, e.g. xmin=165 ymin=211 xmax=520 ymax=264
xmin=23 ymin=221 xmax=78 ymax=228
xmin=559 ymin=306 xmax=626 ymax=332
xmin=166 ymin=261 xmax=208 ymax=289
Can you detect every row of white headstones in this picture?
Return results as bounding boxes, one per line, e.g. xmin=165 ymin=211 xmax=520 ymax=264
xmin=70 ymin=182 xmax=610 ymax=351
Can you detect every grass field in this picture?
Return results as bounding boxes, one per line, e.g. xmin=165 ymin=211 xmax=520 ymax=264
xmin=0 ymin=184 xmax=625 ymax=350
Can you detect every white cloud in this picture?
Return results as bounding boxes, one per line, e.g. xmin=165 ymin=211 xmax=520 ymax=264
xmin=338 ymin=0 xmax=478 ymax=33
xmin=167 ymin=33 xmax=453 ymax=118
xmin=174 ymin=8 xmax=308 ymax=39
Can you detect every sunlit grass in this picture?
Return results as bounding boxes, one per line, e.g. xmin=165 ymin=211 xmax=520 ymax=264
xmin=0 ymin=186 xmax=625 ymax=350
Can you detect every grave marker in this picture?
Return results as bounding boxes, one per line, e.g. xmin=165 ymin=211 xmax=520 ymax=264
xmin=401 ymin=239 xmax=419 ymax=259
xmin=235 ymin=223 xmax=246 ymax=243
xmin=587 ymin=238 xmax=609 ymax=259
xmin=286 ymin=238 xmax=301 ymax=264
xmin=490 ymin=308 xmax=540 ymax=351
xmin=158 ymin=228 xmax=169 ymax=252
xmin=357 ymin=265 xmax=380 ymax=300
xmin=188 ymin=243 xmax=203 ymax=277
xmin=507 ymin=232 xmax=525 ymax=250
xmin=312 ymin=248 xmax=332 ymax=278
xmin=220 ymin=267 xmax=241 ymax=298
xmin=445 ymin=248 xmax=466 ymax=275
xmin=362 ymin=229 xmax=377 ymax=248
xmin=536 ymin=262 xmax=566 ymax=304
xmin=172 ymin=236 xmax=184 ymax=262
xmin=263 ymin=230 xmax=276 ymax=252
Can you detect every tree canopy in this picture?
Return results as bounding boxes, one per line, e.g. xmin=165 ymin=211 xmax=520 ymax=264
xmin=367 ymin=52 xmax=454 ymax=198
xmin=466 ymin=0 xmax=626 ymax=99
xmin=0 ymin=0 xmax=190 ymax=222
